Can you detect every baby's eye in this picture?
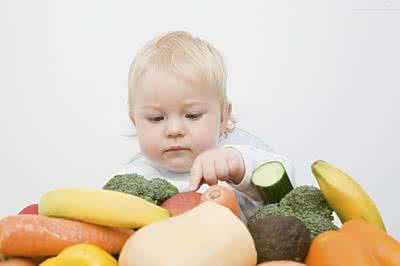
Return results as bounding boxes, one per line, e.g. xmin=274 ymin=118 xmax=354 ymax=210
xmin=147 ymin=116 xmax=164 ymax=122
xmin=185 ymin=113 xmax=202 ymax=120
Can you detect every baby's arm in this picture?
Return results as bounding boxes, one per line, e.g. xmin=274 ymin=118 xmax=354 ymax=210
xmin=188 ymin=145 xmax=294 ymax=220
xmin=223 ymin=144 xmax=295 ymax=203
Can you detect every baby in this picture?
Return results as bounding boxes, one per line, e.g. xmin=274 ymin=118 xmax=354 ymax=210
xmin=120 ymin=31 xmax=294 ymax=221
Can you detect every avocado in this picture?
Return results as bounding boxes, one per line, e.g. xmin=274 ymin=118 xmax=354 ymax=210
xmin=247 ymin=215 xmax=311 ymax=263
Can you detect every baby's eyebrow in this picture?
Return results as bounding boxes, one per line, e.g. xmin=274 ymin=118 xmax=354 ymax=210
xmin=182 ymin=101 xmax=206 ymax=107
xmin=139 ymin=104 xmax=162 ymax=111
xmin=140 ymin=101 xmax=206 ymax=109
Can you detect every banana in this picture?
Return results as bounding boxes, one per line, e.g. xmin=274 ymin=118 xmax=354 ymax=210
xmin=311 ymin=160 xmax=386 ymax=231
xmin=39 ymin=188 xmax=170 ymax=229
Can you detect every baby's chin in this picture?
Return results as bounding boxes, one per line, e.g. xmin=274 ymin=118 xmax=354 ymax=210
xmin=162 ymin=162 xmax=192 ymax=173
xmin=161 ymin=158 xmax=193 ymax=173
xmin=159 ymin=151 xmax=195 ymax=172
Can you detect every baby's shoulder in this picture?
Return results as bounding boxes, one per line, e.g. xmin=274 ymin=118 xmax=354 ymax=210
xmin=219 ymin=127 xmax=274 ymax=152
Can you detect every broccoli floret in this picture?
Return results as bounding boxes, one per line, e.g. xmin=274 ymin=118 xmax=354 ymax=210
xmin=300 ymin=213 xmax=339 ymax=238
xmin=251 ymin=203 xmax=287 ymax=219
xmin=103 ymin=174 xmax=178 ymax=205
xmin=148 ymin=178 xmax=179 ymax=204
xmin=280 ymin=185 xmax=335 ymax=221
xmin=249 ymin=185 xmax=338 ymax=239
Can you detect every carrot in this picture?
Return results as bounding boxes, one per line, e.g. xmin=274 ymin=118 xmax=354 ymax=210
xmin=0 ymin=258 xmax=37 ymax=266
xmin=0 ymin=215 xmax=133 ymax=257
xmin=161 ymin=191 xmax=202 ymax=216
xmin=200 ymin=185 xmax=241 ymax=217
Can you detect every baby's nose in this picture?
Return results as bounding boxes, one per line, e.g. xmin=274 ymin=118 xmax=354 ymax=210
xmin=165 ymin=117 xmax=185 ymax=137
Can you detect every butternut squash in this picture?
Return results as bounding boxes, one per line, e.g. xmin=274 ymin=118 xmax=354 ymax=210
xmin=119 ymin=202 xmax=257 ymax=266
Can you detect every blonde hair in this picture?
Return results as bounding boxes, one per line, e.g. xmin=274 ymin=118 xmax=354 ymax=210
xmin=128 ymin=31 xmax=236 ymax=136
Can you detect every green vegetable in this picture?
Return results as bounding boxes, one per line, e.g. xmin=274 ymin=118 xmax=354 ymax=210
xmin=280 ymin=185 xmax=335 ymax=221
xmin=249 ymin=185 xmax=338 ymax=239
xmin=251 ymin=161 xmax=293 ymax=203
xmin=103 ymin=174 xmax=178 ymax=205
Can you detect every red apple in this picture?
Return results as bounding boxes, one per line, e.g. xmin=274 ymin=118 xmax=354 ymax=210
xmin=18 ymin=204 xmax=39 ymax=215
xmin=161 ymin=191 xmax=202 ymax=216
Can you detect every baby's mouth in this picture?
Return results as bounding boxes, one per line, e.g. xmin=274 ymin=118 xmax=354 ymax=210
xmin=164 ymin=148 xmax=190 ymax=152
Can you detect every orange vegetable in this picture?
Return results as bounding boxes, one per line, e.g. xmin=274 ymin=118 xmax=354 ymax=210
xmin=0 ymin=215 xmax=133 ymax=257
xmin=0 ymin=258 xmax=37 ymax=266
xmin=160 ymin=191 xmax=202 ymax=216
xmin=340 ymin=219 xmax=400 ymax=266
xmin=305 ymin=230 xmax=375 ymax=266
xmin=306 ymin=219 xmax=400 ymax=266
xmin=256 ymin=261 xmax=306 ymax=266
xmin=200 ymin=185 xmax=241 ymax=217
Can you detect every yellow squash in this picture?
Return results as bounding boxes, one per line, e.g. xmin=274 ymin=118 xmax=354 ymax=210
xmin=40 ymin=244 xmax=117 ymax=266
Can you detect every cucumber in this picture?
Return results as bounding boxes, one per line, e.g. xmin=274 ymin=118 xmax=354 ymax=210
xmin=251 ymin=161 xmax=293 ymax=204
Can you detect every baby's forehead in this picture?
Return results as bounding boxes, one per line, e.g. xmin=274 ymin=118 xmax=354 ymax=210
xmin=142 ymin=68 xmax=208 ymax=86
xmin=138 ymin=70 xmax=216 ymax=93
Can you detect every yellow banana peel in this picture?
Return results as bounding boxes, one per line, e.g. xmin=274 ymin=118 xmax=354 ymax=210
xmin=311 ymin=160 xmax=386 ymax=231
xmin=39 ymin=188 xmax=170 ymax=228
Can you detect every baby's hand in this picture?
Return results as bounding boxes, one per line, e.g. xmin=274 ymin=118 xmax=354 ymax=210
xmin=189 ymin=147 xmax=245 ymax=191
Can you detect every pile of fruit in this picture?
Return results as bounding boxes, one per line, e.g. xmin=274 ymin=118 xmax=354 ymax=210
xmin=0 ymin=160 xmax=399 ymax=266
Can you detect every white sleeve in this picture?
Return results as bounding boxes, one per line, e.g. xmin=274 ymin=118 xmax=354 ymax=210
xmin=223 ymin=144 xmax=296 ymax=209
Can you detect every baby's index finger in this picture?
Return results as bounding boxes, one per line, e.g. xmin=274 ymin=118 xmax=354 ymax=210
xmin=189 ymin=161 xmax=202 ymax=191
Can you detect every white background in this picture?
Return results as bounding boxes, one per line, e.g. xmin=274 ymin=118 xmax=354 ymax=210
xmin=1 ymin=1 xmax=399 ymax=238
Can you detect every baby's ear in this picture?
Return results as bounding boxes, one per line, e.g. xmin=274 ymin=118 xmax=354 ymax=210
xmin=220 ymin=102 xmax=232 ymax=130
xmin=222 ymin=102 xmax=232 ymax=122
xmin=129 ymin=112 xmax=136 ymax=126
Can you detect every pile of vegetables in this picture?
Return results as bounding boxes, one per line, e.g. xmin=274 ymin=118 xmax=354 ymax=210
xmin=0 ymin=160 xmax=399 ymax=266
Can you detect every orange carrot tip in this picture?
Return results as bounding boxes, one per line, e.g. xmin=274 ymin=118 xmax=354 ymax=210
xmin=200 ymin=185 xmax=241 ymax=217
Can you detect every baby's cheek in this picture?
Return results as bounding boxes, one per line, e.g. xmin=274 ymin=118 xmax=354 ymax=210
xmin=192 ymin=128 xmax=219 ymax=154
xmin=139 ymin=133 xmax=161 ymax=161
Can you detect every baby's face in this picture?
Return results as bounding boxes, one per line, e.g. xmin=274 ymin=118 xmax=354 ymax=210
xmin=132 ymin=70 xmax=224 ymax=172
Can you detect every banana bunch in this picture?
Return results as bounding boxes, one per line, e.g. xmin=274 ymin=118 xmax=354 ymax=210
xmin=311 ymin=160 xmax=386 ymax=231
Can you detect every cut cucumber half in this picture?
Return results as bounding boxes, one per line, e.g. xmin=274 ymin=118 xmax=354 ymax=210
xmin=251 ymin=161 xmax=294 ymax=204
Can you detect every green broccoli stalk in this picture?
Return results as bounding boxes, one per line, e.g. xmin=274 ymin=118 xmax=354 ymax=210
xmin=249 ymin=185 xmax=338 ymax=239
xmin=103 ymin=174 xmax=178 ymax=205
